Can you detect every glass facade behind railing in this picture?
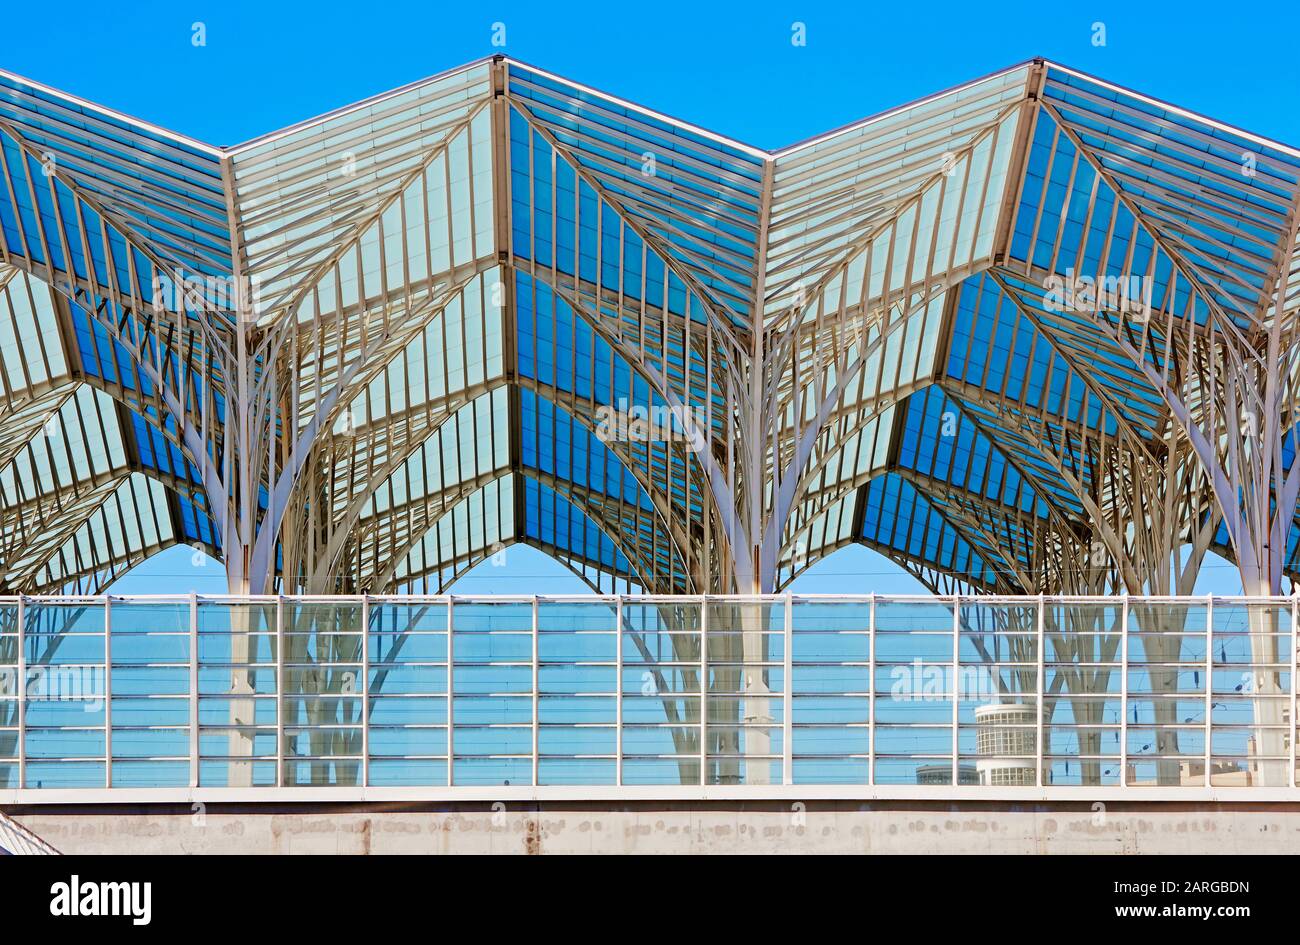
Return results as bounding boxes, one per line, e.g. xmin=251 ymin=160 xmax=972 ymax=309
xmin=0 ymin=596 xmax=1296 ymax=790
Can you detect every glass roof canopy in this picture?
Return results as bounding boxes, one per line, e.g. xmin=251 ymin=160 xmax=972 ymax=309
xmin=1 ymin=56 xmax=1299 ymax=597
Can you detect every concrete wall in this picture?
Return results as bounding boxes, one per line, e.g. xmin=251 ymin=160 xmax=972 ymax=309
xmin=9 ymin=801 xmax=1300 ymax=854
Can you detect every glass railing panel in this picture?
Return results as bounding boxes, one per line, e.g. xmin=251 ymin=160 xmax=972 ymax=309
xmin=957 ymin=601 xmax=1039 ymax=787
xmin=704 ymin=602 xmax=782 ymax=785
xmin=0 ymin=604 xmax=17 ymax=788
xmin=22 ymin=602 xmax=106 ymax=789
xmin=451 ymin=602 xmax=533 ymax=786
xmin=108 ymin=602 xmax=189 ymax=788
xmin=1209 ymin=603 xmax=1292 ymax=787
xmin=196 ymin=602 xmax=277 ymax=788
xmin=1125 ymin=602 xmax=1209 ymax=787
xmin=619 ymin=602 xmax=701 ymax=785
xmin=790 ymin=600 xmax=869 ymax=785
xmin=367 ymin=602 xmax=448 ymax=786
xmin=873 ymin=600 xmax=955 ymax=785
xmin=537 ymin=600 xmax=617 ymax=785
xmin=280 ymin=601 xmax=364 ymax=787
xmin=1044 ymin=602 xmax=1123 ymax=787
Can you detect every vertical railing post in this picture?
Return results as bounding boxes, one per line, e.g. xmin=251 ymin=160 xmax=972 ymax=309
xmin=868 ymin=593 xmax=876 ymax=787
xmin=189 ymin=593 xmax=198 ymax=789
xmin=361 ymin=594 xmax=370 ymax=790
xmin=446 ymin=597 xmax=455 ymax=787
xmin=1120 ymin=594 xmax=1130 ymax=789
xmin=783 ymin=594 xmax=793 ymax=786
xmin=103 ymin=596 xmax=112 ymax=789
xmin=16 ymin=596 xmax=25 ymax=791
xmin=531 ymin=596 xmax=539 ymax=788
xmin=1205 ymin=596 xmax=1213 ymax=788
xmin=1036 ymin=595 xmax=1045 ymax=788
xmin=952 ymin=595 xmax=961 ymax=787
xmin=275 ymin=595 xmax=284 ymax=787
xmin=1290 ymin=594 xmax=1297 ymax=789
xmin=699 ymin=597 xmax=708 ymax=787
xmin=615 ymin=596 xmax=623 ymax=787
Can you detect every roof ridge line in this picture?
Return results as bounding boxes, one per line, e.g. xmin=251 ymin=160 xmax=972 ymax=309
xmin=1041 ymin=59 xmax=1300 ymax=160
xmin=224 ymin=54 xmax=499 ymax=155
xmin=0 ymin=66 xmax=223 ymax=155
xmin=502 ymin=55 xmax=770 ymax=159
xmin=771 ymin=58 xmax=1041 ymax=159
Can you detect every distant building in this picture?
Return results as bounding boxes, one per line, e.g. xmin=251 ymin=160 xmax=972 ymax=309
xmin=975 ymin=703 xmax=1036 ymax=786
xmin=916 ymin=764 xmax=980 ymax=785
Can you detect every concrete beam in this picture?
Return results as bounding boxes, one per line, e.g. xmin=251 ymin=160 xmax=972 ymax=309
xmin=10 ymin=801 xmax=1300 ymax=854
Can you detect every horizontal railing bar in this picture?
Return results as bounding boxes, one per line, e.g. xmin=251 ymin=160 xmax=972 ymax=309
xmin=4 ymin=593 xmax=1300 ymax=604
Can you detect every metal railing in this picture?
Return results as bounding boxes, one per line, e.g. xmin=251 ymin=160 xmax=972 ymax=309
xmin=0 ymin=594 xmax=1296 ymax=801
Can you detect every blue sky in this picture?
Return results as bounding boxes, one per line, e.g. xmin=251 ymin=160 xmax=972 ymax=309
xmin=3 ymin=0 xmax=1296 ymax=151
xmin=3 ymin=0 xmax=1279 ymax=597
